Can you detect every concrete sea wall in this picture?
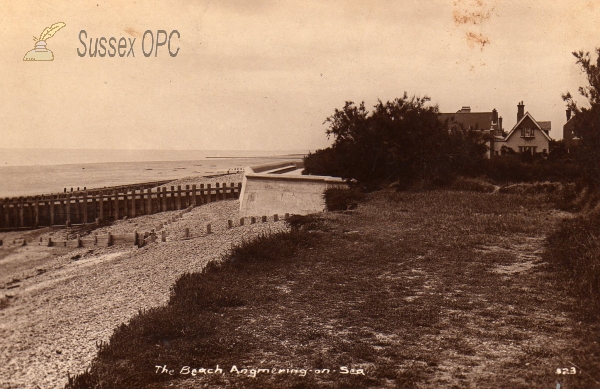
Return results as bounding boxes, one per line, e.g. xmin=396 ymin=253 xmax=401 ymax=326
xmin=239 ymin=162 xmax=346 ymax=217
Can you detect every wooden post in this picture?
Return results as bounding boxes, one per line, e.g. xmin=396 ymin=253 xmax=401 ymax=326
xmin=76 ymin=234 xmax=81 ymax=248
xmin=191 ymin=184 xmax=197 ymax=206
xmin=262 ymin=216 xmax=267 ymax=223
xmin=199 ymin=184 xmax=205 ymax=204
xmin=170 ymin=186 xmax=175 ymax=210
xmin=75 ymin=194 xmax=81 ymax=224
xmin=222 ymin=183 xmax=227 ymax=200
xmin=206 ymin=184 xmax=212 ymax=203
xmin=184 ymin=228 xmax=189 ymax=238
xmin=131 ymin=189 xmax=136 ymax=217
xmin=161 ymin=230 xmax=166 ymax=242
xmin=113 ymin=190 xmax=119 ymax=220
xmin=215 ymin=183 xmax=220 ymax=201
xmin=91 ymin=192 xmax=97 ymax=221
xmin=230 ymin=182 xmax=235 ymax=199
xmin=3 ymin=198 xmax=8 ymax=228
xmin=65 ymin=194 xmax=71 ymax=225
xmin=107 ymin=232 xmax=112 ymax=246
xmin=83 ymin=191 xmax=88 ymax=224
xmin=177 ymin=185 xmax=182 ymax=210
xmin=139 ymin=190 xmax=145 ymax=215
xmin=237 ymin=182 xmax=243 ymax=199
xmin=206 ymin=223 xmax=211 ymax=234
xmin=185 ymin=185 xmax=190 ymax=207
xmin=19 ymin=197 xmax=24 ymax=227
xmin=155 ymin=188 xmax=161 ymax=212
xmin=274 ymin=214 xmax=279 ymax=222
xmin=227 ymin=220 xmax=233 ymax=229
xmin=123 ymin=189 xmax=129 ymax=218
xmin=34 ymin=197 xmax=40 ymax=228
xmin=50 ymin=197 xmax=55 ymax=226
xmin=162 ymin=187 xmax=167 ymax=211
xmin=239 ymin=217 xmax=244 ymax=226
xmin=98 ymin=190 xmax=104 ymax=221
xmin=285 ymin=213 xmax=290 ymax=220
xmin=251 ymin=217 xmax=256 ymax=224
xmin=147 ymin=188 xmax=152 ymax=215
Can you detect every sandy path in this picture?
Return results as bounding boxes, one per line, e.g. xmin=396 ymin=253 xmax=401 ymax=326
xmin=0 ymin=199 xmax=287 ymax=389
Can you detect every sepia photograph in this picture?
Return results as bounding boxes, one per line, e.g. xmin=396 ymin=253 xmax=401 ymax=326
xmin=1 ymin=1 xmax=600 ymax=388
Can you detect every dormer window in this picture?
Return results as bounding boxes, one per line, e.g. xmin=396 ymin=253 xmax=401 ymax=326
xmin=521 ymin=127 xmax=535 ymax=138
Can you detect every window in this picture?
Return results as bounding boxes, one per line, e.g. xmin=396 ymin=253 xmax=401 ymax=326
xmin=521 ymin=127 xmax=535 ymax=138
xmin=518 ymin=146 xmax=537 ymax=154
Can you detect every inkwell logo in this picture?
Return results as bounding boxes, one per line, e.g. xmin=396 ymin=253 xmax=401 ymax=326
xmin=23 ymin=22 xmax=66 ymax=61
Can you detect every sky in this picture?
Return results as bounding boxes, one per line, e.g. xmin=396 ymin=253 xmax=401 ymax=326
xmin=0 ymin=0 xmax=599 ymax=152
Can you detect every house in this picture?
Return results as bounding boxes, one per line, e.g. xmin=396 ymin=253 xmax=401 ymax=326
xmin=439 ymin=106 xmax=504 ymax=135
xmin=563 ymin=108 xmax=579 ymax=150
xmin=439 ymin=106 xmax=504 ymax=158
xmin=491 ymin=102 xmax=551 ymax=157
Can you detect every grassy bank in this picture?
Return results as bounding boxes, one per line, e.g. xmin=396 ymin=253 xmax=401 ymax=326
xmin=67 ymin=190 xmax=600 ymax=388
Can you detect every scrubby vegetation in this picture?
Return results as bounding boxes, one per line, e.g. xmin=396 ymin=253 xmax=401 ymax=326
xmin=65 ymin=190 xmax=600 ymax=389
xmin=545 ymin=203 xmax=600 ymax=320
xmin=323 ymin=187 xmax=365 ymax=211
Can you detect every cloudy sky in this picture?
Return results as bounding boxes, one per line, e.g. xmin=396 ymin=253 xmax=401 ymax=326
xmin=0 ymin=0 xmax=598 ymax=152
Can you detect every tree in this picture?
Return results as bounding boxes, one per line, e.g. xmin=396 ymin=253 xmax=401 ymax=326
xmin=563 ymin=49 xmax=600 ymax=186
xmin=304 ymin=93 xmax=488 ymax=189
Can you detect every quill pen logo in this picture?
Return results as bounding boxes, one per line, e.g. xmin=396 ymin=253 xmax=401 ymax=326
xmin=23 ymin=22 xmax=66 ymax=61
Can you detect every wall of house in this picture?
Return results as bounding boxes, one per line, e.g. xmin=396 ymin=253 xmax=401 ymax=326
xmin=494 ymin=116 xmax=550 ymax=154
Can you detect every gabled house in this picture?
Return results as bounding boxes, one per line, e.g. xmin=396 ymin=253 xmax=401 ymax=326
xmin=491 ymin=102 xmax=551 ymax=157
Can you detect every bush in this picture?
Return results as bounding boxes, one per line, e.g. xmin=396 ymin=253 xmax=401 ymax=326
xmin=545 ymin=207 xmax=600 ymax=319
xmin=483 ymin=156 xmax=582 ymax=183
xmin=449 ymin=177 xmax=496 ymax=193
xmin=303 ymin=94 xmax=487 ymax=190
xmin=323 ymin=187 xmax=365 ymax=211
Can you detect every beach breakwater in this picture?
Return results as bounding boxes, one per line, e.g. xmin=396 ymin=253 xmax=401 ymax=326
xmin=0 ymin=180 xmax=242 ymax=231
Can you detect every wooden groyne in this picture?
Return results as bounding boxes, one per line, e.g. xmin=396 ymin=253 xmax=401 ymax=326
xmin=0 ymin=182 xmax=243 ymax=231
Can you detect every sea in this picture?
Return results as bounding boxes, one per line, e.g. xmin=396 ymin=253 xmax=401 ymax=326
xmin=0 ymin=149 xmax=307 ymax=198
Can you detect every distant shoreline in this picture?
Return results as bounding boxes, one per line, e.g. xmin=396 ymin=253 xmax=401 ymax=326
xmin=206 ymin=154 xmax=305 ymax=159
xmin=0 ymin=155 xmax=298 ymax=198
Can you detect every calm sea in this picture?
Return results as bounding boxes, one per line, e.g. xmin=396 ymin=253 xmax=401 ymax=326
xmin=0 ymin=149 xmax=307 ymax=198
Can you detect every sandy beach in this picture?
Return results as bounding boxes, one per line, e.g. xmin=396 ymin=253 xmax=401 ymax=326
xmin=0 ymin=174 xmax=288 ymax=389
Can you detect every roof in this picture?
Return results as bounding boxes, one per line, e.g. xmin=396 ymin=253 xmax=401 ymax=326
xmin=504 ymin=112 xmax=552 ymax=141
xmin=538 ymin=121 xmax=551 ymax=132
xmin=438 ymin=112 xmax=495 ymax=131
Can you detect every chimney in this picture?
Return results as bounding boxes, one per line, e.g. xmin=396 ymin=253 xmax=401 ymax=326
xmin=492 ymin=108 xmax=498 ymax=123
xmin=517 ymin=101 xmax=525 ymax=122
xmin=566 ymin=108 xmax=572 ymax=121
xmin=499 ymin=116 xmax=503 ymax=133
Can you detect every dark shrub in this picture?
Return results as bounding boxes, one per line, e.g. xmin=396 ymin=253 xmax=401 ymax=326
xmin=483 ymin=156 xmax=581 ymax=183
xmin=545 ymin=207 xmax=600 ymax=318
xmin=323 ymin=187 xmax=365 ymax=211
xmin=303 ymin=94 xmax=487 ymax=190
xmin=285 ymin=214 xmax=327 ymax=232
